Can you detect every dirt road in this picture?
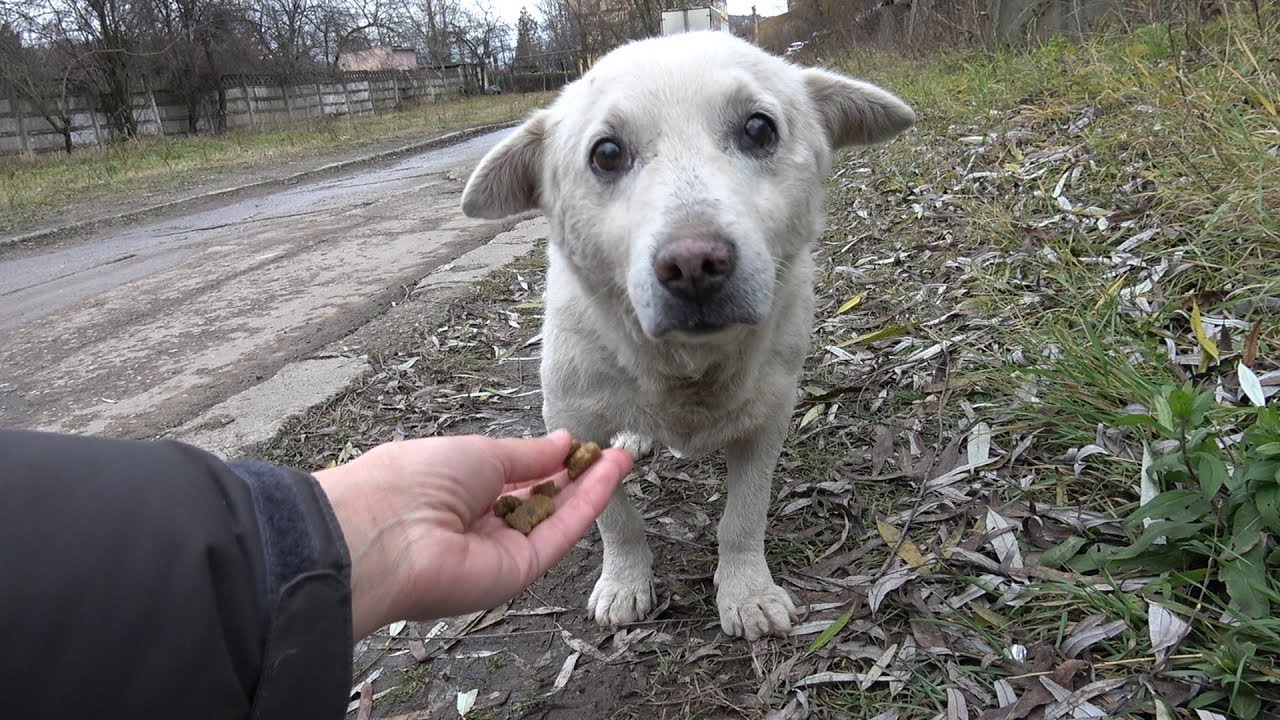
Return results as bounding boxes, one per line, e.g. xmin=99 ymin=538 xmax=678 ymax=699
xmin=0 ymin=128 xmax=519 ymax=440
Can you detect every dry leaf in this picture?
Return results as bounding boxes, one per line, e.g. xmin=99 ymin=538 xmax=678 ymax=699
xmin=1147 ymin=602 xmax=1191 ymax=662
xmin=1191 ymin=300 xmax=1220 ymax=362
xmin=837 ymin=292 xmax=867 ymax=314
xmin=545 ymin=652 xmax=580 ymax=696
xmin=967 ymin=422 xmax=992 ymax=465
xmin=984 ymin=509 xmax=1023 ymax=570
xmin=868 ymin=566 xmax=916 ymax=614
xmin=456 ymin=688 xmax=478 ymax=717
xmin=1061 ymin=619 xmax=1125 ymax=658
xmin=1242 ymin=320 xmax=1262 ymax=366
xmin=1238 ymin=362 xmax=1267 ymax=408
xmin=947 ymin=688 xmax=970 ymax=720
xmin=876 ymin=520 xmax=927 ymax=569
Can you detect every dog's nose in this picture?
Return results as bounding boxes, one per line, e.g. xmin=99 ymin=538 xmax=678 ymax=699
xmin=653 ymin=236 xmax=736 ymax=304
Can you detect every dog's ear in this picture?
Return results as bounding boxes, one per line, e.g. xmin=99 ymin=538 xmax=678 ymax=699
xmin=803 ymin=68 xmax=915 ymax=148
xmin=461 ymin=112 xmax=547 ymax=219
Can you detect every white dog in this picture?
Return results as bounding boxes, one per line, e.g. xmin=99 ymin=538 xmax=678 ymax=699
xmin=461 ymin=32 xmax=913 ymax=640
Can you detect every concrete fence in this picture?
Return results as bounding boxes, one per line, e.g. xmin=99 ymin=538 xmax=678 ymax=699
xmin=0 ymin=65 xmax=479 ymax=155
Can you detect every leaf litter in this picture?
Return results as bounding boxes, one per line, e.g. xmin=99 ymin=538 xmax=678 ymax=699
xmin=256 ymin=35 xmax=1280 ymax=720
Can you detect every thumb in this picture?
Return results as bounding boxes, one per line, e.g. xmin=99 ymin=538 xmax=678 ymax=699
xmin=484 ymin=429 xmax=574 ymax=486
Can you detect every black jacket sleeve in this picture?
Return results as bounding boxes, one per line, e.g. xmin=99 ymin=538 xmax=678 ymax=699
xmin=0 ymin=429 xmax=353 ymax=720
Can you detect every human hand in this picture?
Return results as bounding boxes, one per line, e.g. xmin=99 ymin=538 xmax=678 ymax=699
xmin=314 ymin=430 xmax=632 ymax=639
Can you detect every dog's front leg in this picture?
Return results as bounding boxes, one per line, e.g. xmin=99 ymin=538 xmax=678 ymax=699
xmin=587 ymin=487 xmax=656 ymax=626
xmin=715 ymin=420 xmax=797 ymax=640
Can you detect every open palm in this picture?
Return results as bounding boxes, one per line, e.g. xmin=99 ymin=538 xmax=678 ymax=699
xmin=316 ymin=430 xmax=632 ymax=637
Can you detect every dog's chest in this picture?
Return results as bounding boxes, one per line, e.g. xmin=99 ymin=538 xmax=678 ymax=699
xmin=631 ymin=364 xmax=767 ymax=454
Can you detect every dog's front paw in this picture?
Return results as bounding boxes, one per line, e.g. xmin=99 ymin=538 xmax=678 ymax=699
xmin=715 ymin=567 xmax=797 ymax=640
xmin=587 ymin=568 xmax=656 ymax=626
xmin=608 ymin=431 xmax=653 ymax=461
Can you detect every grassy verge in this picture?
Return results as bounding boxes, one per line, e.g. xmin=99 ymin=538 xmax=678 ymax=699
xmin=801 ymin=9 xmax=1280 ymax=718
xmin=260 ymin=13 xmax=1278 ymax=719
xmin=0 ymin=91 xmax=552 ymax=233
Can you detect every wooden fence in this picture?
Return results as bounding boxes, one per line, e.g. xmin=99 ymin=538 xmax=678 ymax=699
xmin=0 ymin=65 xmax=480 ymax=155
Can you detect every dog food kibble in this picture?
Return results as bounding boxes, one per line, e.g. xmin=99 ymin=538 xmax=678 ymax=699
xmin=566 ymin=440 xmax=603 ymax=479
xmin=492 ymin=495 xmax=522 ymax=519
xmin=504 ymin=494 xmax=556 ymax=534
xmin=493 ymin=437 xmax=602 ymax=534
xmin=493 ymin=482 xmax=561 ymax=533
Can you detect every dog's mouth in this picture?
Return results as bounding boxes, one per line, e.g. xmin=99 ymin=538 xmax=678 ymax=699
xmin=644 ymin=303 xmax=761 ymax=340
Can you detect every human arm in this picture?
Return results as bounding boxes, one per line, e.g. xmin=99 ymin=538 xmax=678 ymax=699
xmin=0 ymin=428 xmax=629 ymax=719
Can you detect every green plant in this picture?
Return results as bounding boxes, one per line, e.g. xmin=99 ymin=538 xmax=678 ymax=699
xmin=1055 ymin=383 xmax=1280 ymax=717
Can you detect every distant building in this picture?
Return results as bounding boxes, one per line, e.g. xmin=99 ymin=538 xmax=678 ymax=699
xmin=338 ymin=47 xmax=418 ymax=72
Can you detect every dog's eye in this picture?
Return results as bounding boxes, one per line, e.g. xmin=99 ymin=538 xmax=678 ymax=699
xmin=740 ymin=114 xmax=778 ymax=153
xmin=590 ymin=138 xmax=629 ymax=176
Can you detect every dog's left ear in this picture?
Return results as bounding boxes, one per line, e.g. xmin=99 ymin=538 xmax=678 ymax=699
xmin=461 ymin=111 xmax=547 ymax=219
xmin=804 ymin=68 xmax=915 ymax=148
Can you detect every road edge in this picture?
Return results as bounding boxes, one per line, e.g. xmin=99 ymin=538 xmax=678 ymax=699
xmin=170 ymin=216 xmax=548 ymax=460
xmin=0 ymin=120 xmax=519 ymax=249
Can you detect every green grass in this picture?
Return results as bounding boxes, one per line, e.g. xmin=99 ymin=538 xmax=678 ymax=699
xmin=0 ymin=91 xmax=553 ymax=233
xmin=804 ymin=8 xmax=1280 ymax=718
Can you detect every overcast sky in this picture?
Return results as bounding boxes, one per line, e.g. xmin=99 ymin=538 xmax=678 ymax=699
xmin=488 ymin=0 xmax=789 ymax=28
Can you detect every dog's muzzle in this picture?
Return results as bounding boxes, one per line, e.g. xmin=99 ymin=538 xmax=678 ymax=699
xmin=646 ymin=232 xmax=760 ymax=337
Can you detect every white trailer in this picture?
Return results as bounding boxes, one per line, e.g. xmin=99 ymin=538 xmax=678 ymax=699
xmin=661 ymin=5 xmax=730 ymax=35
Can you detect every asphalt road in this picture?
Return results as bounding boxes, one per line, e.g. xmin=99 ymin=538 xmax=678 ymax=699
xmin=0 ymin=128 xmax=514 ymax=438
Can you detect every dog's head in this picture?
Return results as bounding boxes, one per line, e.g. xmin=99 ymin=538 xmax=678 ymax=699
xmin=461 ymin=32 xmax=913 ymax=340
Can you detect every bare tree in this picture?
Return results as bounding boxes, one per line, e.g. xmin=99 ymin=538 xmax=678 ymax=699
xmin=318 ymin=0 xmax=389 ymax=69
xmin=450 ymin=1 xmax=509 ymax=86
xmin=0 ymin=7 xmax=83 ymax=152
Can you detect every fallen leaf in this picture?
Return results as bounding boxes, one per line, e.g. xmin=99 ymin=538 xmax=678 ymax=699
xmin=947 ymin=687 xmax=970 ymax=720
xmin=1238 ymin=362 xmax=1267 ymax=408
xmin=868 ymin=566 xmax=916 ymax=614
xmin=1147 ymin=602 xmax=1191 ymax=662
xmin=870 ymin=424 xmax=896 ymax=477
xmin=985 ymin=509 xmax=1023 ymax=570
xmin=1242 ymin=320 xmax=1262 ymax=366
xmin=808 ymin=604 xmax=856 ymax=651
xmin=764 ymin=692 xmax=809 ymax=720
xmin=876 ymin=519 xmax=927 ymax=569
xmin=836 ymin=324 xmax=909 ymax=348
xmin=910 ymin=617 xmax=947 ymax=651
xmin=1191 ymin=300 xmax=1220 ymax=362
xmin=858 ymin=642 xmax=899 ymax=691
xmin=544 ymin=651 xmax=580 ymax=695
xmin=409 ymin=640 xmax=429 ymax=663
xmin=799 ymin=403 xmax=825 ymax=429
xmin=456 ymin=688 xmax=478 ymax=717
xmin=967 ymin=422 xmax=992 ymax=466
xmin=1061 ymin=618 xmax=1126 ymax=658
xmin=795 ymin=670 xmax=902 ymax=687
xmin=837 ymin=292 xmax=867 ymax=314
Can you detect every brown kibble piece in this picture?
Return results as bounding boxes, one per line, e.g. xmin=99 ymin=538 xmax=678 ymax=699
xmin=566 ymin=441 xmax=602 ymax=479
xmin=504 ymin=494 xmax=556 ymax=534
xmin=493 ymin=495 xmax=521 ymax=519
xmin=532 ymin=480 xmax=559 ymax=498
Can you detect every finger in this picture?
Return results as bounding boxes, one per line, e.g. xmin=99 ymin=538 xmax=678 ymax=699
xmin=521 ymin=448 xmax=632 ymax=576
xmin=484 ymin=428 xmax=574 ymax=486
xmin=499 ymin=468 xmax=569 ymax=494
